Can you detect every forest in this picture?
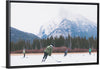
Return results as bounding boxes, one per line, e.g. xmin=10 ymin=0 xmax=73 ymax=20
xmin=10 ymin=34 xmax=97 ymax=53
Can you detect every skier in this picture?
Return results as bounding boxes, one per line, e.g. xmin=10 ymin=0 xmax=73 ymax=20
xmin=23 ymin=48 xmax=26 ymax=58
xmin=64 ymin=49 xmax=68 ymax=56
xmin=89 ymin=48 xmax=91 ymax=55
xmin=42 ymin=44 xmax=54 ymax=62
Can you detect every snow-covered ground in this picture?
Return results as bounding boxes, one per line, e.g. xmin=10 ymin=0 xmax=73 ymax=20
xmin=10 ymin=53 xmax=97 ymax=66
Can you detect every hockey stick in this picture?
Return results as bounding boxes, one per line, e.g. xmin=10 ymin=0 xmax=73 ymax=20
xmin=51 ymin=56 xmax=62 ymax=63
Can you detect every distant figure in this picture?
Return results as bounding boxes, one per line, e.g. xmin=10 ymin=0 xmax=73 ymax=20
xmin=64 ymin=49 xmax=68 ymax=56
xmin=42 ymin=44 xmax=54 ymax=62
xmin=89 ymin=48 xmax=91 ymax=55
xmin=23 ymin=48 xmax=25 ymax=58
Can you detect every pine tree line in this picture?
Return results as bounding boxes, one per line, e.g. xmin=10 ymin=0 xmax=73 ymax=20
xmin=11 ymin=35 xmax=97 ymax=52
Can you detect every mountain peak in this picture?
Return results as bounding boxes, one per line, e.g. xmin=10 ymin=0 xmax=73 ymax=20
xmin=38 ymin=9 xmax=97 ymax=39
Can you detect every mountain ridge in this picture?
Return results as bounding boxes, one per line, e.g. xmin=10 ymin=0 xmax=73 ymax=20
xmin=39 ymin=17 xmax=97 ymax=39
xmin=11 ymin=27 xmax=40 ymax=43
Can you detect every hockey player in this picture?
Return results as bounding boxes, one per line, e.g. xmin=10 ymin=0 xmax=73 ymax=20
xmin=89 ymin=48 xmax=91 ymax=55
xmin=42 ymin=44 xmax=54 ymax=62
xmin=64 ymin=49 xmax=68 ymax=56
xmin=23 ymin=48 xmax=26 ymax=58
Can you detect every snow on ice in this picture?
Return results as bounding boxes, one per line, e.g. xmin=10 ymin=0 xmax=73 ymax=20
xmin=10 ymin=53 xmax=97 ymax=66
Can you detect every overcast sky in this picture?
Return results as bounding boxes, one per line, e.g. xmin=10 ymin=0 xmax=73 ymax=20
xmin=11 ymin=3 xmax=97 ymax=35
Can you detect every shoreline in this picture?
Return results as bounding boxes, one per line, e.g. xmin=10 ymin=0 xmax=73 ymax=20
xmin=10 ymin=52 xmax=97 ymax=56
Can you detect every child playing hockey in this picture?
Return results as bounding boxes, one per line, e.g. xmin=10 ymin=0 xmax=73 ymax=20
xmin=42 ymin=44 xmax=54 ymax=62
xmin=89 ymin=48 xmax=91 ymax=55
xmin=23 ymin=48 xmax=25 ymax=58
xmin=64 ymin=49 xmax=68 ymax=56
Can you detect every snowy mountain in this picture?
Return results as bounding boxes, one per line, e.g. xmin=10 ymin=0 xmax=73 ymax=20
xmin=38 ymin=10 xmax=97 ymax=39
xmin=48 ymin=18 xmax=97 ymax=38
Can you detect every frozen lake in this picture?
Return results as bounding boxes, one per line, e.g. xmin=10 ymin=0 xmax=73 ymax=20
xmin=10 ymin=53 xmax=97 ymax=66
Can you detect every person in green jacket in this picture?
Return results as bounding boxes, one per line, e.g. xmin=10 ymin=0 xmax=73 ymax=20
xmin=42 ymin=44 xmax=54 ymax=62
xmin=89 ymin=48 xmax=91 ymax=55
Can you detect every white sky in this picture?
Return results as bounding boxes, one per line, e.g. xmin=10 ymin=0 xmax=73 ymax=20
xmin=11 ymin=3 xmax=97 ymax=35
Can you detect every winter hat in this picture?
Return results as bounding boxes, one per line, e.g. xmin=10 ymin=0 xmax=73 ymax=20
xmin=50 ymin=44 xmax=53 ymax=47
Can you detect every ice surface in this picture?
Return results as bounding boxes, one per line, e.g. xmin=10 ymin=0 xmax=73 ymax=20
xmin=10 ymin=53 xmax=97 ymax=66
